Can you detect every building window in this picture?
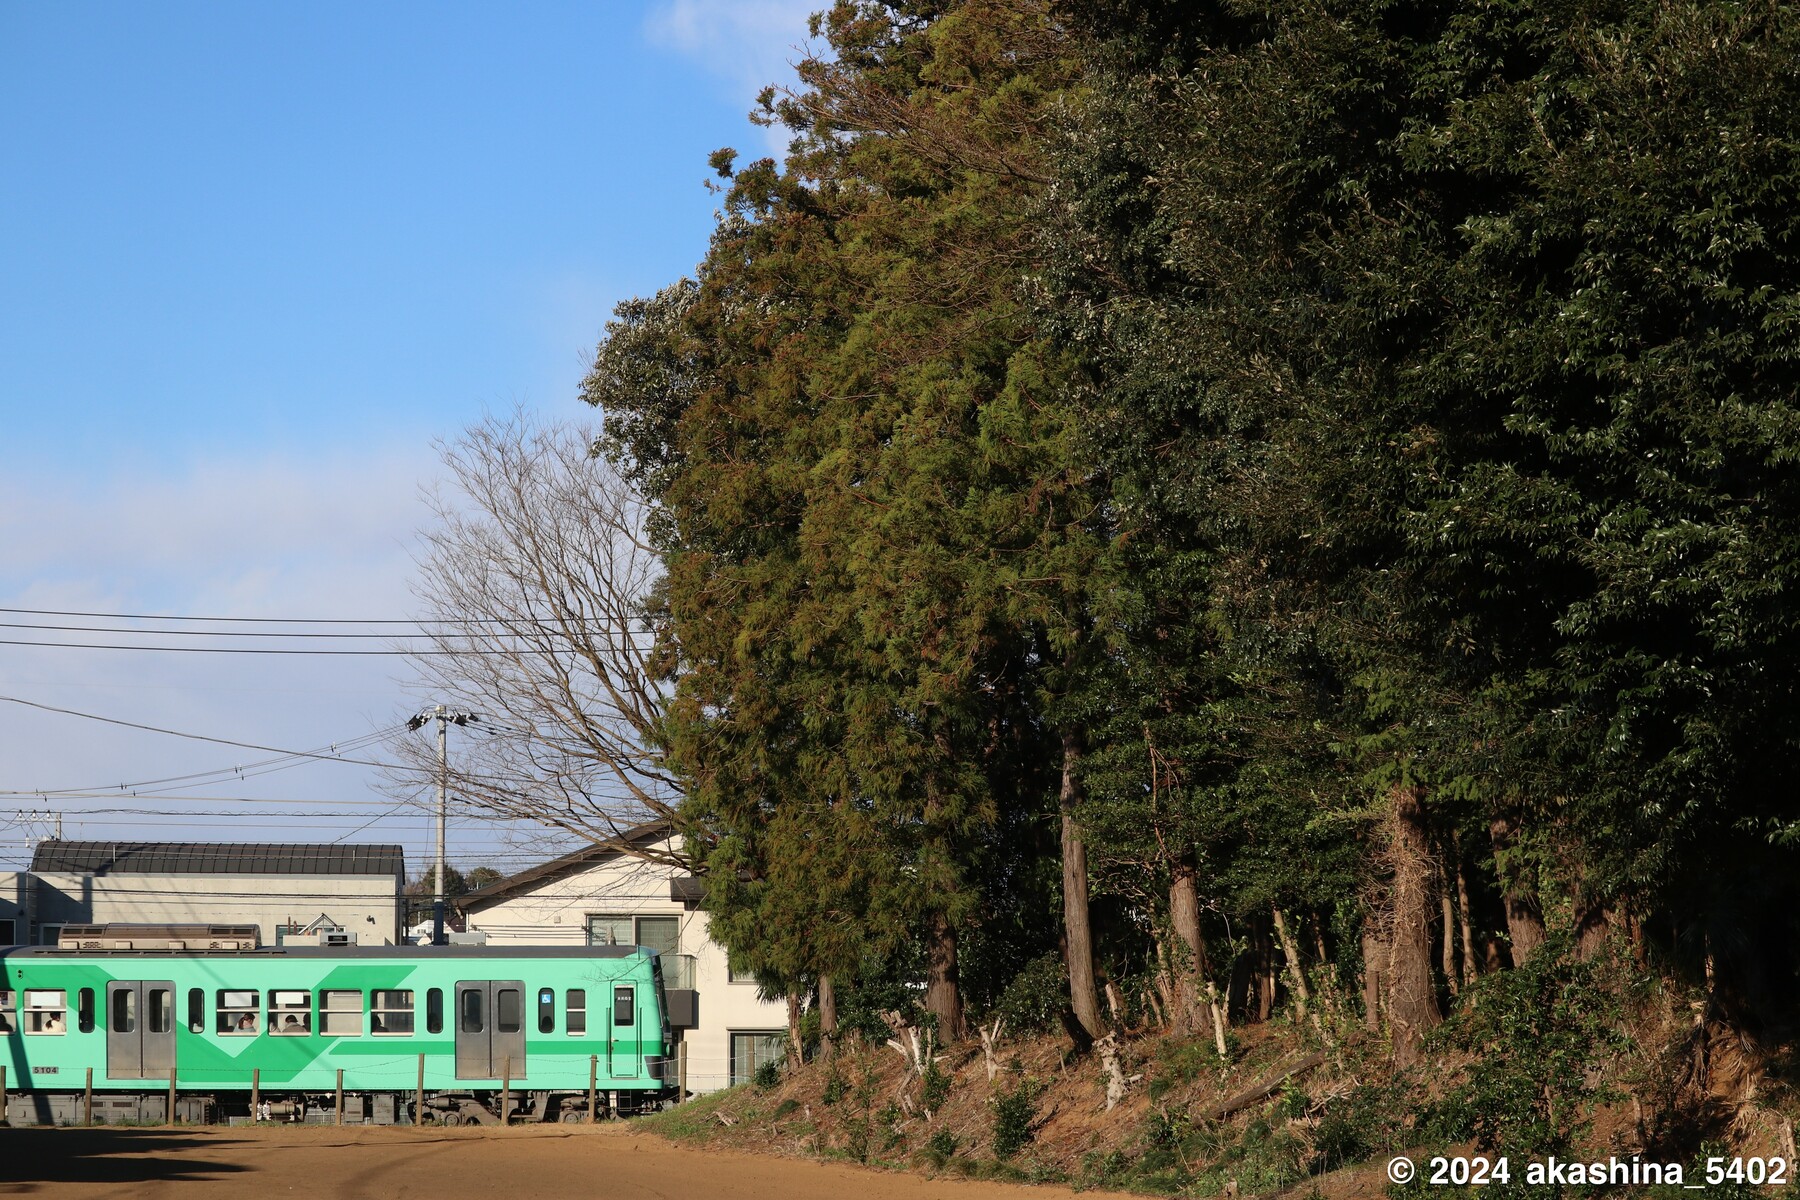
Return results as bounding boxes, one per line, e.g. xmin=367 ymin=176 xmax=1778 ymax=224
xmin=729 ymin=1031 xmax=784 ymax=1087
xmin=25 ymin=989 xmax=66 ymax=1034
xmin=270 ymin=990 xmax=311 ymax=1035
xmin=217 ymin=991 xmax=259 ymax=1035
xmin=372 ymin=990 xmax=414 ymax=1035
xmin=320 ymin=990 xmax=363 ymax=1036
xmin=727 ymin=961 xmax=755 ymax=984
xmin=586 ymin=914 xmax=679 ymax=957
xmin=0 ymin=918 xmax=15 ymax=944
xmin=566 ymin=989 xmax=586 ymax=1036
xmin=538 ymin=988 xmax=556 ymax=1034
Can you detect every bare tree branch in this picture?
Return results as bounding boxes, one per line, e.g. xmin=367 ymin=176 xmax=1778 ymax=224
xmin=389 ymin=412 xmax=688 ymax=871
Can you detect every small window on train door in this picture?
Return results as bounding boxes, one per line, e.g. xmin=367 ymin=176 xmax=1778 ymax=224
xmin=77 ymin=987 xmax=95 ymax=1034
xmin=496 ymin=988 xmax=522 ymax=1035
xmin=111 ymin=988 xmax=136 ymax=1034
xmin=538 ymin=988 xmax=555 ymax=1034
xmin=187 ymin=987 xmax=205 ymax=1033
xmin=147 ymin=988 xmax=173 ymax=1035
xmin=426 ymin=988 xmax=443 ymax=1034
xmin=217 ymin=991 xmax=259 ymax=1034
xmin=566 ymin=989 xmax=586 ymax=1036
xmin=613 ymin=985 xmax=634 ymax=1028
xmin=460 ymin=987 xmax=485 ymax=1034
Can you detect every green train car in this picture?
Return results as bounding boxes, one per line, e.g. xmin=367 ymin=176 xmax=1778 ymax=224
xmin=0 ymin=938 xmax=674 ymax=1126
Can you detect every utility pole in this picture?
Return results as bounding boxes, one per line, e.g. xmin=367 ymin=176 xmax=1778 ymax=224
xmin=407 ymin=706 xmax=477 ymax=945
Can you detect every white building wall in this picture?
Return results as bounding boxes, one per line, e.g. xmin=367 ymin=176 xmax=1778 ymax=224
xmin=462 ymin=846 xmax=787 ymax=1093
xmin=30 ymin=872 xmax=403 ymax=945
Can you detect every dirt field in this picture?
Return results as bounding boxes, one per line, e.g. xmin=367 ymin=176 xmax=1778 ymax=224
xmin=0 ymin=1123 xmax=1137 ymax=1200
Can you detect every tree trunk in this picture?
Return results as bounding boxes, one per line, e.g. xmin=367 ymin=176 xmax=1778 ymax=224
xmin=818 ymin=973 xmax=838 ymax=1060
xmin=1454 ymin=851 xmax=1477 ymax=989
xmin=1438 ymin=857 xmax=1460 ymax=997
xmin=1061 ymin=733 xmax=1104 ymax=1039
xmin=786 ymin=990 xmax=804 ymax=1070
xmin=1255 ymin=921 xmax=1276 ymax=1023
xmin=1170 ymin=856 xmax=1207 ymax=1034
xmin=1489 ymin=815 xmax=1546 ymax=965
xmin=1271 ymin=905 xmax=1310 ymax=1020
xmin=925 ymin=909 xmax=966 ymax=1042
xmin=1387 ymin=787 xmax=1443 ymax=1066
xmin=1361 ymin=922 xmax=1385 ymax=1033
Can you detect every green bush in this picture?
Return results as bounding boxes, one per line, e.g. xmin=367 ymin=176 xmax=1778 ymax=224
xmin=991 ymin=1079 xmax=1041 ymax=1159
xmin=921 ymin=1059 xmax=952 ymax=1112
xmin=992 ymin=952 xmax=1068 ymax=1035
xmin=822 ymin=1066 xmax=847 ymax=1106
xmin=927 ymin=1127 xmax=958 ymax=1162
xmin=754 ymin=1058 xmax=782 ymax=1091
xmin=1428 ymin=938 xmax=1624 ymax=1161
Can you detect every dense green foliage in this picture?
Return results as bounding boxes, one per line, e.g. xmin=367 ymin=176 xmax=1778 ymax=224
xmin=583 ymin=0 xmax=1800 ymax=1150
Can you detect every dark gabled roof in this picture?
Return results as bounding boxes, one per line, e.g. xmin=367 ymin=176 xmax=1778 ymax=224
xmin=459 ymin=820 xmax=674 ymax=911
xmin=30 ymin=841 xmax=406 ymax=879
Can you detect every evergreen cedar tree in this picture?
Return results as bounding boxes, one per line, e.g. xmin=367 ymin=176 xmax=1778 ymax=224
xmin=585 ymin=0 xmax=1800 ymax=1062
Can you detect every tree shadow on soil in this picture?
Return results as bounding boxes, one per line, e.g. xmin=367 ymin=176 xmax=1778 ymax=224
xmin=0 ymin=1129 xmax=251 ymax=1189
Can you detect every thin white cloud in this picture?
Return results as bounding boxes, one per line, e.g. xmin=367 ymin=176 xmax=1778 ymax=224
xmin=643 ymin=0 xmax=821 ymax=156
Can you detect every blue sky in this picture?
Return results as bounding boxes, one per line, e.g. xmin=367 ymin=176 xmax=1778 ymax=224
xmin=0 ymin=2 xmax=815 ymax=876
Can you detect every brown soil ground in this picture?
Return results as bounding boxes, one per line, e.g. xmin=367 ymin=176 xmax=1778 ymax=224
xmin=0 ymin=1123 xmax=1143 ymax=1200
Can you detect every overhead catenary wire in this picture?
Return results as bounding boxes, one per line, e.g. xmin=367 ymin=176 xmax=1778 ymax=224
xmin=0 ymin=606 xmax=647 ymax=626
xmin=0 ymin=694 xmax=400 ymax=764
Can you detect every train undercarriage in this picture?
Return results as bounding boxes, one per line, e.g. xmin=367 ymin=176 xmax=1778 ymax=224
xmin=1 ymin=1086 xmax=673 ymax=1127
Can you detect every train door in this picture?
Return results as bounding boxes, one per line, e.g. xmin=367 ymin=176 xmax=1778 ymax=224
xmin=106 ymin=980 xmax=175 ymax=1080
xmin=608 ymin=983 xmax=639 ymax=1078
xmin=454 ymin=980 xmax=526 ymax=1079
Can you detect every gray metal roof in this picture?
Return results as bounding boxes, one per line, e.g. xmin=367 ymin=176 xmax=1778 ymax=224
xmin=460 ymin=820 xmax=674 ymax=910
xmin=29 ymin=840 xmax=405 ymax=879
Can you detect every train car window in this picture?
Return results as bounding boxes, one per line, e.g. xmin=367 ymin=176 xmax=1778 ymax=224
xmin=217 ymin=991 xmax=259 ymax=1035
xmin=77 ymin=988 xmax=95 ymax=1034
xmin=0 ymin=990 xmax=16 ymax=1034
xmin=496 ymin=988 xmax=522 ymax=1035
xmin=187 ymin=988 xmax=205 ymax=1033
xmin=426 ymin=988 xmax=444 ymax=1034
xmin=111 ymin=989 xmax=136 ymax=1033
xmin=320 ymin=990 xmax=363 ymax=1036
xmin=566 ymin=990 xmax=586 ymax=1036
xmin=372 ymin=990 xmax=414 ymax=1035
xmin=460 ymin=988 xmax=485 ymax=1034
xmin=537 ymin=988 xmax=555 ymax=1034
xmin=270 ymin=990 xmax=311 ymax=1035
xmin=147 ymin=988 xmax=173 ymax=1035
xmin=613 ymin=986 xmax=634 ymax=1028
xmin=25 ymin=989 xmax=67 ymax=1034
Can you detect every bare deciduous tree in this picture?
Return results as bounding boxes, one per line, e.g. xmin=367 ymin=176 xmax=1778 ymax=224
xmin=391 ymin=412 xmax=685 ymax=869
